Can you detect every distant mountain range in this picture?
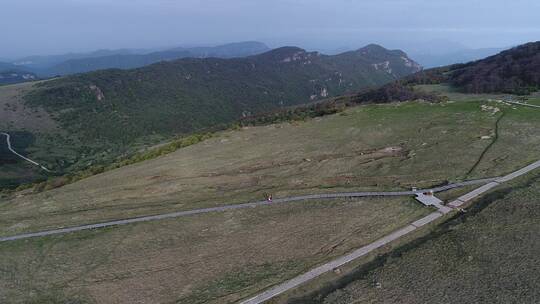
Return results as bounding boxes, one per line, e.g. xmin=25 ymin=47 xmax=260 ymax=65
xmin=10 ymin=48 xmax=149 ymax=69
xmin=24 ymin=44 xmax=421 ymax=144
xmin=4 ymin=40 xmax=514 ymax=79
xmin=0 ymin=62 xmax=37 ymax=84
xmin=4 ymin=42 xmax=270 ymax=78
xmin=0 ymin=70 xmax=38 ymax=85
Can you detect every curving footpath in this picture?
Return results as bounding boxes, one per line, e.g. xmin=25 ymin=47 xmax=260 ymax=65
xmin=1 ymin=132 xmax=51 ymax=172
xmin=240 ymin=160 xmax=540 ymax=304
xmin=0 ymin=178 xmax=497 ymax=242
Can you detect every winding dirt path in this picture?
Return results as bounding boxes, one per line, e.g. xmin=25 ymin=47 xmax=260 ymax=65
xmin=1 ymin=132 xmax=51 ymax=172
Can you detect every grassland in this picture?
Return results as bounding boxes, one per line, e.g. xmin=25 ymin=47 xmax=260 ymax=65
xmin=0 ymin=92 xmax=538 ymax=303
xmin=413 ymin=84 xmax=540 ymax=179
xmin=2 ymin=99 xmax=539 ymax=235
xmin=0 ymin=197 xmax=429 ymax=304
xmin=318 ymin=173 xmax=540 ymax=304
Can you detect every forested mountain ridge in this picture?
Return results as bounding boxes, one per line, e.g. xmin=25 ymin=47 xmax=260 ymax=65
xmin=403 ymin=41 xmax=540 ymax=94
xmin=449 ymin=41 xmax=540 ymax=94
xmin=24 ymin=44 xmax=421 ymax=144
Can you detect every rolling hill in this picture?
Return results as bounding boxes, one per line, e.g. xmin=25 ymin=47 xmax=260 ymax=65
xmin=0 ymin=44 xmax=420 ymax=188
xmin=24 ymin=44 xmax=421 ymax=144
xmin=2 ymin=41 xmax=540 ymax=304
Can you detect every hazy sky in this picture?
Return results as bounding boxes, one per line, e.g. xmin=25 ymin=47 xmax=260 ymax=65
xmin=2 ymin=0 xmax=540 ymax=58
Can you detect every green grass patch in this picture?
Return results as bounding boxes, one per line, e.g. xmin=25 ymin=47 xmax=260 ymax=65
xmin=319 ymin=173 xmax=540 ymax=304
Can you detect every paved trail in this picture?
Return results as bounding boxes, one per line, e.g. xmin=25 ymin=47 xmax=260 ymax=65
xmin=240 ymin=160 xmax=540 ymax=304
xmin=0 ymin=178 xmax=497 ymax=242
xmin=504 ymin=100 xmax=540 ymax=109
xmin=1 ymin=132 xmax=51 ymax=172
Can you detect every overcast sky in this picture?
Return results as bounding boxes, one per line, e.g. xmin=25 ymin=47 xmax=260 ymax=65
xmin=2 ymin=0 xmax=540 ymax=58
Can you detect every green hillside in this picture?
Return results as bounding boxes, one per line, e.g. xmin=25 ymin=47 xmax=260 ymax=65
xmin=0 ymin=44 xmax=420 ymax=189
xmin=25 ymin=45 xmax=421 ymax=144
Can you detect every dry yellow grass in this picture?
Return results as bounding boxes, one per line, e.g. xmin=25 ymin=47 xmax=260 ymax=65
xmin=1 ymin=100 xmax=539 ymax=236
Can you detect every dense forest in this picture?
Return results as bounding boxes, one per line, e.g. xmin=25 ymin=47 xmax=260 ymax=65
xmin=449 ymin=41 xmax=540 ymax=94
xmin=400 ymin=41 xmax=540 ymax=94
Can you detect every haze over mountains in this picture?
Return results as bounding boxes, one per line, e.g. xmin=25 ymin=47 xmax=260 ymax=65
xmin=1 ymin=38 xmax=516 ymax=82
xmin=2 ymin=42 xmax=270 ymax=78
xmin=0 ymin=62 xmax=37 ymax=84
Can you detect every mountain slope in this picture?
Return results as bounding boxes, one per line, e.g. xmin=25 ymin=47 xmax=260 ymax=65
xmin=448 ymin=42 xmax=540 ymax=94
xmin=403 ymin=41 xmax=540 ymax=94
xmin=39 ymin=42 xmax=270 ymax=76
xmin=24 ymin=45 xmax=421 ymax=144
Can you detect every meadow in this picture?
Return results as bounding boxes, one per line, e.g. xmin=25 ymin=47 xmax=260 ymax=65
xmin=1 ymin=95 xmax=539 ymax=303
